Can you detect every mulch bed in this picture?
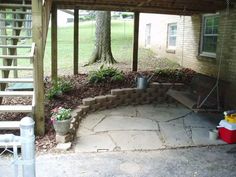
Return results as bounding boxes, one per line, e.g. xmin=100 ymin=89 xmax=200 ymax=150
xmin=0 ymin=69 xmax=195 ymax=152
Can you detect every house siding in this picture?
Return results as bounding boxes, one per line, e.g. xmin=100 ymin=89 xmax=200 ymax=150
xmin=139 ymin=6 xmax=236 ymax=107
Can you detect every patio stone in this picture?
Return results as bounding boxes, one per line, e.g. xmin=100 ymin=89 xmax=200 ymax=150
xmin=137 ymin=104 xmax=190 ymax=122
xmin=55 ymin=142 xmax=72 ymax=151
xmin=184 ymin=112 xmax=221 ymax=129
xmin=74 ymin=134 xmax=115 ymax=152
xmin=93 ymin=116 xmax=158 ymax=132
xmin=109 ymin=131 xmax=164 ymax=151
xmin=191 ymin=128 xmax=226 ymax=146
xmin=76 ymin=126 xmax=94 ymax=137
xmin=100 ymin=106 xmax=137 ymax=117
xmin=159 ymin=122 xmax=193 ymax=147
xmin=80 ymin=113 xmax=106 ymax=130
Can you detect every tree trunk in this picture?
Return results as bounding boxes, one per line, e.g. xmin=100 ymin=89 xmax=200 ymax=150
xmin=89 ymin=11 xmax=116 ymax=64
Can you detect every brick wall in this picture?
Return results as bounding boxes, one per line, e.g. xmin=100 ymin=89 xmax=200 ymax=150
xmin=139 ymin=6 xmax=236 ymax=107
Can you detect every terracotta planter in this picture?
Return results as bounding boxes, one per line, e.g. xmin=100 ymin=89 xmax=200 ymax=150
xmin=53 ymin=118 xmax=72 ymax=135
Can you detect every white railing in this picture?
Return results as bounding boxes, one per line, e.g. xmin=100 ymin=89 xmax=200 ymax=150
xmin=0 ymin=117 xmax=35 ymax=177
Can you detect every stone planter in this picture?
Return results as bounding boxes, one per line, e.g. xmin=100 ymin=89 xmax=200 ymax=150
xmin=53 ymin=118 xmax=72 ymax=135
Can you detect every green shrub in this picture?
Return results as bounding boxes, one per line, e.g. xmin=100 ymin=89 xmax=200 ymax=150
xmin=155 ymin=68 xmax=195 ymax=81
xmin=155 ymin=68 xmax=185 ymax=80
xmin=47 ymin=78 xmax=73 ymax=100
xmin=88 ymin=66 xmax=124 ymax=84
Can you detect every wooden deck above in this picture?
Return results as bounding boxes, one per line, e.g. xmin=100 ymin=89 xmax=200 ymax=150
xmin=53 ymin=0 xmax=234 ymax=15
xmin=1 ymin=0 xmax=235 ymax=15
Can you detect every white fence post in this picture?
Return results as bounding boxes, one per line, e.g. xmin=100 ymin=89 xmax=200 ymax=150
xmin=20 ymin=117 xmax=36 ymax=177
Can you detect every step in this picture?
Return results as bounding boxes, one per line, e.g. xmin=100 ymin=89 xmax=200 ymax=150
xmin=0 ymin=133 xmax=21 ymax=148
xmin=0 ymin=66 xmax=33 ymax=70
xmin=0 ymin=27 xmax=32 ymax=30
xmin=0 ymin=121 xmax=20 ymax=130
xmin=0 ymin=18 xmax=32 ymax=22
xmin=0 ymin=91 xmax=33 ymax=97
xmin=0 ymin=35 xmax=32 ymax=39
xmin=0 ymin=78 xmax=33 ymax=83
xmin=0 ymin=45 xmax=32 ymax=48
xmin=167 ymin=89 xmax=197 ymax=110
xmin=0 ymin=55 xmax=32 ymax=59
xmin=0 ymin=4 xmax=31 ymax=9
xmin=0 ymin=10 xmax=31 ymax=15
xmin=0 ymin=105 xmax=32 ymax=113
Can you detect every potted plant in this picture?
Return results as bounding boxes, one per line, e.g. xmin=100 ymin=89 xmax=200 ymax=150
xmin=51 ymin=107 xmax=72 ymax=135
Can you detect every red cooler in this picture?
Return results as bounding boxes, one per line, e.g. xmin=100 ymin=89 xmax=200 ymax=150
xmin=218 ymin=120 xmax=236 ymax=144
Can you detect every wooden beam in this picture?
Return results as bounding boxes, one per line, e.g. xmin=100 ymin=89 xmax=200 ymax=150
xmin=132 ymin=12 xmax=139 ymax=72
xmin=54 ymin=0 xmax=225 ymax=15
xmin=42 ymin=0 xmax=53 ymax=52
xmin=32 ymin=0 xmax=45 ymax=136
xmin=73 ymin=8 xmax=79 ymax=75
xmin=51 ymin=5 xmax=58 ymax=81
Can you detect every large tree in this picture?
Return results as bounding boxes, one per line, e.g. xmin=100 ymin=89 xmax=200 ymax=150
xmin=89 ymin=11 xmax=116 ymax=64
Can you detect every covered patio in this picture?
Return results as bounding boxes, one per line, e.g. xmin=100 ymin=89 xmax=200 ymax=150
xmin=34 ymin=0 xmax=233 ymax=135
xmin=0 ymin=0 xmax=233 ymax=135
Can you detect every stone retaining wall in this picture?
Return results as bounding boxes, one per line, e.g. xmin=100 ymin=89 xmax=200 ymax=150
xmin=55 ymin=82 xmax=184 ymax=146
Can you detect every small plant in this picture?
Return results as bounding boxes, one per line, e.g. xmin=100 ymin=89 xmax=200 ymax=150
xmin=155 ymin=68 xmax=196 ymax=82
xmin=88 ymin=65 xmax=124 ymax=84
xmin=51 ymin=107 xmax=72 ymax=123
xmin=46 ymin=77 xmax=73 ymax=100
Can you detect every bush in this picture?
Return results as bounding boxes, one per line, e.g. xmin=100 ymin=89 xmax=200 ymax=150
xmin=88 ymin=66 xmax=124 ymax=84
xmin=46 ymin=77 xmax=73 ymax=100
xmin=155 ymin=68 xmax=196 ymax=82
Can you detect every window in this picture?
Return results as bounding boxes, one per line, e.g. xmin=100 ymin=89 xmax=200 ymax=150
xmin=167 ymin=23 xmax=177 ymax=49
xmin=201 ymin=14 xmax=219 ymax=58
xmin=145 ymin=23 xmax=151 ymax=47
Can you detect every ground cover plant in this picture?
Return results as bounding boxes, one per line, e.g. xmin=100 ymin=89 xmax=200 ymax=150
xmin=88 ymin=66 xmax=124 ymax=84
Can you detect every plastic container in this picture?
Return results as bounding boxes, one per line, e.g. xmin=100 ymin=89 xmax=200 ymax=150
xmin=225 ymin=114 xmax=236 ymax=123
xmin=218 ymin=120 xmax=236 ymax=144
xmin=209 ymin=129 xmax=218 ymax=140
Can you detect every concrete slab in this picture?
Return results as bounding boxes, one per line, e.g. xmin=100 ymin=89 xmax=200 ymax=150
xmin=80 ymin=113 xmax=106 ymax=130
xmin=74 ymin=134 xmax=115 ymax=152
xmin=32 ymin=145 xmax=235 ymax=177
xmin=137 ymin=104 xmax=191 ymax=122
xmin=184 ymin=112 xmax=220 ymax=129
xmin=76 ymin=126 xmax=94 ymax=137
xmin=99 ymin=106 xmax=137 ymax=117
xmin=191 ymin=128 xmax=226 ymax=146
xmin=159 ymin=122 xmax=193 ymax=147
xmin=109 ymin=131 xmax=164 ymax=151
xmin=93 ymin=116 xmax=158 ymax=132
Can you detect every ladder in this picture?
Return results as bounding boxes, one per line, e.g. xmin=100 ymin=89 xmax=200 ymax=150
xmin=0 ymin=0 xmax=35 ymax=131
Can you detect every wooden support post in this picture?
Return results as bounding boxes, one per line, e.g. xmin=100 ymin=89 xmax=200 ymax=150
xmin=132 ymin=12 xmax=140 ymax=72
xmin=51 ymin=5 xmax=57 ymax=81
xmin=32 ymin=0 xmax=45 ymax=135
xmin=73 ymin=8 xmax=79 ymax=75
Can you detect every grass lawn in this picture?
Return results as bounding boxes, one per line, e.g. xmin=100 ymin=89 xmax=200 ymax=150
xmin=44 ymin=19 xmax=137 ymax=75
xmin=1 ymin=19 xmax=180 ymax=77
